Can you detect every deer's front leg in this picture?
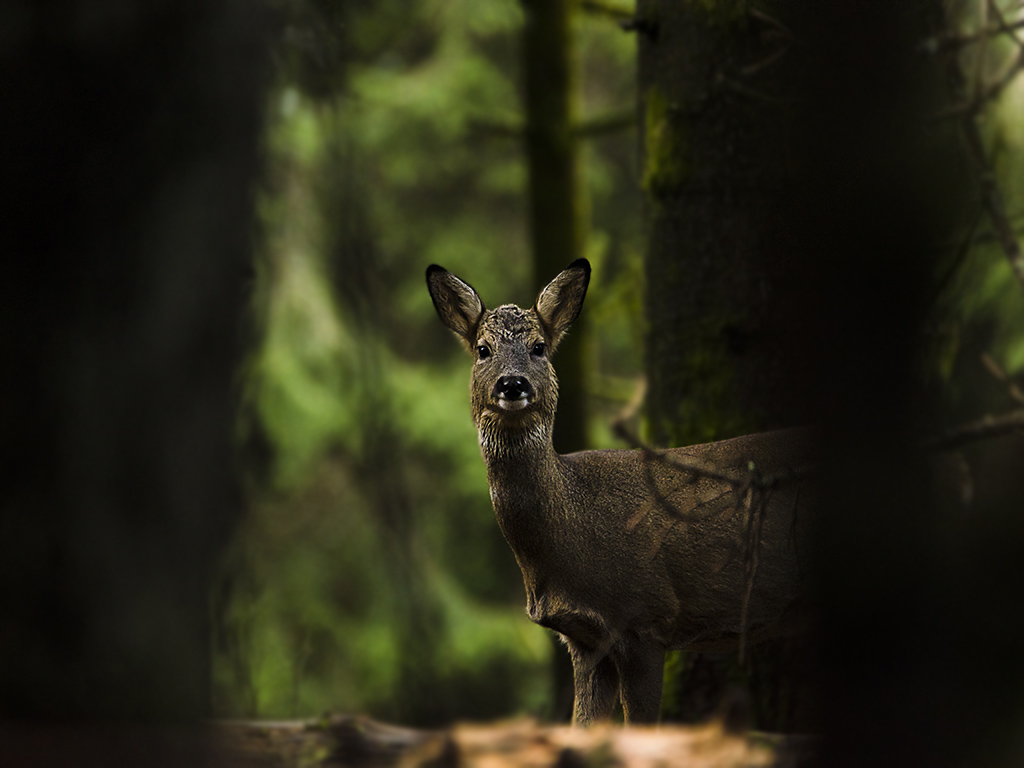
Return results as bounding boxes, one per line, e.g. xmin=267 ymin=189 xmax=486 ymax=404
xmin=567 ymin=641 xmax=620 ymax=725
xmin=616 ymin=643 xmax=665 ymax=724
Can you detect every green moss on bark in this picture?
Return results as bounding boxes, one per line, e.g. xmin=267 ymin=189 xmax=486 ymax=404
xmin=642 ymin=85 xmax=689 ymax=197
xmin=656 ymin=315 xmax=763 ymax=447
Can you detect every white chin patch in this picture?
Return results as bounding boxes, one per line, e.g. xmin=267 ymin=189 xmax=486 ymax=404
xmin=497 ymin=397 xmax=530 ymax=411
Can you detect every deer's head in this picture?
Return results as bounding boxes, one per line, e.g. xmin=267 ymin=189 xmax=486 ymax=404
xmin=426 ymin=259 xmax=590 ymax=449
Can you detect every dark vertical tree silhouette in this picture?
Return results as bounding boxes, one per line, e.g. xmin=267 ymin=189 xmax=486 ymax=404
xmin=795 ymin=6 xmax=1024 ymax=768
xmin=521 ymin=0 xmax=590 ymax=721
xmin=522 ymin=0 xmax=589 ymax=456
xmin=640 ymin=1 xmax=1024 ymax=764
xmin=0 ymin=0 xmax=269 ymax=755
xmin=636 ymin=0 xmax=807 ymax=728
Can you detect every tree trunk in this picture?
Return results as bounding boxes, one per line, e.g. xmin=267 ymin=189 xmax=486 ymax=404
xmin=521 ymin=0 xmax=590 ymax=721
xmin=639 ymin=1 xmax=797 ymax=450
xmin=637 ymin=0 xmax=806 ymax=729
xmin=522 ymin=0 xmax=589 ymax=456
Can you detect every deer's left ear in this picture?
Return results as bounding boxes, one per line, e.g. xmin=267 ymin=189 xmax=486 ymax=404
xmin=535 ymin=258 xmax=590 ymax=352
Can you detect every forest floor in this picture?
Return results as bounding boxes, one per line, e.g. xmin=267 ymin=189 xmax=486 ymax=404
xmin=215 ymin=715 xmax=817 ymax=768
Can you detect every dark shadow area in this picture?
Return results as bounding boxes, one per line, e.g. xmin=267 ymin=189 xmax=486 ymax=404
xmin=0 ymin=0 xmax=270 ymax=762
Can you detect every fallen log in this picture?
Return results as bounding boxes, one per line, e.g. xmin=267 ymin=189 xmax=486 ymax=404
xmin=214 ymin=715 xmax=816 ymax=768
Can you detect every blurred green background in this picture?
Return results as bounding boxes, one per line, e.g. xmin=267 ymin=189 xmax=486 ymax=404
xmin=211 ymin=0 xmax=1024 ymax=727
xmin=213 ymin=0 xmax=643 ymax=725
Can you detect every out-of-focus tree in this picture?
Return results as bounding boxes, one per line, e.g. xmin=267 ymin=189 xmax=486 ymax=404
xmin=215 ymin=0 xmax=642 ymax=724
xmin=0 ymin=0 xmax=270 ymax=759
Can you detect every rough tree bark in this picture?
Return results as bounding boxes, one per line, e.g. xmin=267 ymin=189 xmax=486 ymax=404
xmin=636 ymin=0 xmax=807 ymax=729
xmin=638 ymin=1 xmax=797 ymax=449
xmin=0 ymin=0 xmax=269 ymax=757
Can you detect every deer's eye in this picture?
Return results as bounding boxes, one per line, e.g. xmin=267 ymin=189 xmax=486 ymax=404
xmin=531 ymin=342 xmax=546 ymax=357
xmin=476 ymin=345 xmax=491 ymax=360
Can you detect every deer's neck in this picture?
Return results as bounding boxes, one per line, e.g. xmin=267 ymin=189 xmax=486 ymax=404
xmin=477 ymin=418 xmax=567 ymax=571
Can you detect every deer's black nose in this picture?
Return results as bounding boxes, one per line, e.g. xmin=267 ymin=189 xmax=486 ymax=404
xmin=494 ymin=376 xmax=532 ymax=401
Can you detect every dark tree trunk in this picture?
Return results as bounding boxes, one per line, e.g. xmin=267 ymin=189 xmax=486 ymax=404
xmin=0 ymin=0 xmax=269 ymax=740
xmin=521 ymin=0 xmax=589 ymax=721
xmin=522 ymin=0 xmax=589 ymax=456
xmin=638 ymin=1 xmax=797 ymax=450
xmin=637 ymin=0 xmax=807 ymax=730
xmin=640 ymin=2 xmax=1024 ymax=765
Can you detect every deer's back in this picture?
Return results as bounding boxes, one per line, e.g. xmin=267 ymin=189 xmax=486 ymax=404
xmin=558 ymin=428 xmax=815 ymax=651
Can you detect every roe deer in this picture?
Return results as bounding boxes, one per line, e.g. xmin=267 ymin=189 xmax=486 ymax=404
xmin=426 ymin=258 xmax=814 ymax=725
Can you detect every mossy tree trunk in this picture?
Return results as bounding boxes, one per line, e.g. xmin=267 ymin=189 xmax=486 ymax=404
xmin=637 ymin=0 xmax=807 ymax=729
xmin=639 ymin=0 xmax=798 ymax=448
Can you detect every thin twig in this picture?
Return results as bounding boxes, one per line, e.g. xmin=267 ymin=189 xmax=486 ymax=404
xmin=717 ymin=74 xmax=795 ymax=106
xmin=923 ymin=409 xmax=1024 ymax=451
xmin=960 ymin=114 xmax=1024 ymax=291
xmin=935 ymin=46 xmax=1024 ymax=118
xmin=973 ymin=0 xmax=991 ymax=106
xmin=614 ymin=423 xmax=744 ymax=487
xmin=613 ymin=423 xmax=814 ymax=661
xmin=928 ymin=206 xmax=982 ymax=308
xmin=749 ymin=8 xmax=795 ymax=42
xmin=739 ymin=46 xmax=790 ymax=78
xmin=738 ymin=480 xmax=771 ymax=665
xmin=575 ymin=109 xmax=635 ymax=138
xmin=980 ymin=352 xmax=1024 ymax=406
xmin=579 ymin=0 xmax=634 ymax=21
xmin=988 ymin=0 xmax=1024 ymax=47
xmin=924 ymin=17 xmax=1024 ymax=52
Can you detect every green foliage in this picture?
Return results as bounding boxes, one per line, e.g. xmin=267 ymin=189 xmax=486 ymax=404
xmin=215 ymin=0 xmax=642 ymax=724
xmin=926 ymin=24 xmax=1024 ymax=419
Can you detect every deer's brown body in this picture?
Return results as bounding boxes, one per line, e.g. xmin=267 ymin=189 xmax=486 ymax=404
xmin=427 ymin=259 xmax=812 ymax=725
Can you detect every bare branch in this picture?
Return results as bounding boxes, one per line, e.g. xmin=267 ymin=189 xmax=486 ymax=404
xmin=988 ymin=0 xmax=1024 ymax=47
xmin=578 ymin=0 xmax=634 ymax=21
xmin=928 ymin=206 xmax=982 ymax=308
xmin=739 ymin=46 xmax=790 ymax=78
xmin=738 ymin=480 xmax=771 ymax=665
xmin=614 ymin=423 xmax=817 ymax=492
xmin=972 ymin=0 xmax=991 ymax=106
xmin=612 ymin=422 xmax=815 ymax=661
xmin=613 ymin=423 xmax=744 ymax=487
xmin=923 ymin=17 xmax=1024 ymax=52
xmin=934 ymin=45 xmax=1024 ymax=118
xmin=716 ymin=73 xmax=796 ymax=106
xmin=575 ymin=109 xmax=635 ymax=139
xmin=961 ymin=114 xmax=1024 ymax=291
xmin=924 ymin=409 xmax=1024 ymax=451
xmin=748 ymin=8 xmax=796 ymax=42
xmin=980 ymin=352 xmax=1024 ymax=406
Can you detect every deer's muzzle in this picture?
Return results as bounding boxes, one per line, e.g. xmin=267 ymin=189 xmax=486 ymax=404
xmin=493 ymin=375 xmax=532 ymax=410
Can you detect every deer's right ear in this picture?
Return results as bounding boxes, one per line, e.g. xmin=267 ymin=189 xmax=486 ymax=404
xmin=426 ymin=265 xmax=485 ymax=348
